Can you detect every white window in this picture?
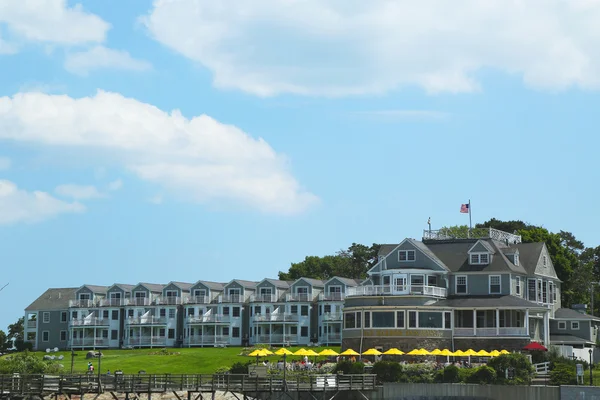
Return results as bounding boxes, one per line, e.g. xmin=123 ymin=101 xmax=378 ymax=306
xmin=572 ymin=322 xmax=580 ymax=330
xmin=514 ymin=254 xmax=519 ymax=266
xmin=79 ymin=293 xmax=91 ymax=300
xmin=165 ymin=290 xmax=178 ymax=297
xmin=168 ymin=309 xmax=176 ymax=319
xmin=194 ymin=289 xmax=206 ymax=297
xmin=489 ymin=275 xmax=501 ymax=294
xmin=42 ymin=312 xmax=50 ymax=323
xmin=558 ymin=321 xmax=566 ymax=330
xmin=528 ymin=279 xmax=537 ymax=301
xmin=515 ymin=277 xmax=521 ymax=296
xmin=42 ymin=331 xmax=49 ymax=342
xmin=456 ymin=276 xmax=467 ymax=294
xmin=398 ymin=250 xmax=416 ymax=261
xmin=470 ymin=253 xmax=490 ymax=265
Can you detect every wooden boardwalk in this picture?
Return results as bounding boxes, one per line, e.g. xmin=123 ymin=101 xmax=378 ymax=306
xmin=0 ymin=373 xmax=378 ymax=399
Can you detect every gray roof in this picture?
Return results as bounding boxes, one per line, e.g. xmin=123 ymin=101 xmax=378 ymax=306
xmin=25 ymin=288 xmax=78 ymax=311
xmin=261 ymin=279 xmax=291 ymax=289
xmin=433 ymin=295 xmax=546 ymax=309
xmin=109 ymin=284 xmax=135 ymax=292
xmin=169 ymin=281 xmax=194 ymax=290
xmin=137 ymin=283 xmax=165 ymax=292
xmin=550 ymin=334 xmax=593 ymax=344
xmin=82 ymin=285 xmax=109 ymax=293
xmin=410 ymin=239 xmax=449 ymax=271
xmin=425 ymin=239 xmax=527 ymax=274
xmin=194 ymin=280 xmax=225 ymax=291
xmin=295 ymin=277 xmax=324 ymax=287
xmin=554 ymin=308 xmax=600 ymax=321
xmin=326 ymin=277 xmax=360 ymax=287
xmin=378 ymin=244 xmax=397 ymax=257
xmin=228 ymin=279 xmax=258 ymax=289
xmin=513 ymin=243 xmax=544 ymax=275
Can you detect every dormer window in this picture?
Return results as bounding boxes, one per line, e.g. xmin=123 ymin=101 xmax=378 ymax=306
xmin=398 ymin=250 xmax=416 ymax=261
xmin=470 ymin=253 xmax=489 ymax=265
xmin=514 ymin=254 xmax=519 ymax=266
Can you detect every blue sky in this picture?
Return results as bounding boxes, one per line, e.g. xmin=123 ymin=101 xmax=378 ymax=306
xmin=1 ymin=0 xmax=599 ymax=331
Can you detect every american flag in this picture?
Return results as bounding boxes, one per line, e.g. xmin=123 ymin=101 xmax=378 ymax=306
xmin=460 ymin=203 xmax=469 ymax=214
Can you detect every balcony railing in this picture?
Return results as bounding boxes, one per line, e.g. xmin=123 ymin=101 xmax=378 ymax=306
xmin=322 ymin=312 xmax=343 ymax=321
xmin=184 ymin=295 xmax=213 ymax=305
xmin=249 ymin=294 xmax=280 ymax=303
xmin=156 ymin=296 xmax=182 ymax=305
xmin=125 ymin=316 xmax=167 ymax=325
xmin=70 ymin=338 xmax=109 ymax=347
xmin=98 ymin=298 xmax=123 ymax=307
xmin=320 ymin=333 xmax=342 ymax=342
xmin=319 ymin=293 xmax=345 ymax=301
xmin=69 ymin=299 xmax=94 ymax=308
xmin=219 ymin=294 xmax=245 ymax=303
xmin=185 ymin=335 xmax=230 ymax=345
xmin=124 ymin=297 xmax=154 ymax=306
xmin=252 ymin=313 xmax=299 ymax=322
xmin=453 ymin=327 xmax=527 ymax=337
xmin=186 ymin=315 xmax=231 ymax=323
xmin=26 ymin=320 xmax=37 ymax=329
xmin=253 ymin=334 xmax=298 ymax=344
xmin=346 ymin=285 xmax=447 ymax=298
xmin=286 ymin=293 xmax=311 ymax=302
xmin=70 ymin=318 xmax=110 ymax=327
xmin=126 ymin=336 xmax=167 ymax=346
xmin=423 ymin=227 xmax=522 ymax=244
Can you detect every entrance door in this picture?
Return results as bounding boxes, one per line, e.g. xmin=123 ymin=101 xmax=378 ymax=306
xmin=394 ymin=275 xmax=408 ymax=294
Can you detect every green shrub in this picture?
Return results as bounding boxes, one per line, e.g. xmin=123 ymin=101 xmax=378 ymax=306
xmin=458 ymin=367 xmax=474 ymax=383
xmin=334 ymin=361 xmax=364 ymax=375
xmin=433 ymin=369 xmax=444 ymax=383
xmin=400 ymin=363 xmax=435 ymax=383
xmin=229 ymin=361 xmax=250 ymax=374
xmin=443 ymin=365 xmax=460 ymax=383
xmin=0 ymin=351 xmax=63 ymax=374
xmin=550 ymin=363 xmax=577 ymax=386
xmin=487 ymin=353 xmax=533 ymax=385
xmin=466 ymin=366 xmax=496 ymax=384
xmin=349 ymin=362 xmax=365 ymax=374
xmin=372 ymin=361 xmax=402 ymax=383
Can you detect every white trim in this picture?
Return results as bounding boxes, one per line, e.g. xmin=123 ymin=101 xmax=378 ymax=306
xmin=455 ymin=275 xmax=468 ymax=295
xmin=467 ymin=239 xmax=495 ymax=254
xmin=398 ymin=250 xmax=416 ymax=262
xmin=42 ymin=312 xmax=50 ymax=323
xmin=515 ymin=276 xmax=522 ymax=296
xmin=42 ymin=330 xmax=50 ymax=342
xmin=571 ymin=321 xmax=580 ymax=330
xmin=60 ymin=330 xmax=67 ymax=341
xmin=367 ymin=238 xmax=450 ymax=274
xmin=489 ymin=275 xmax=501 ymax=294
xmin=558 ymin=321 xmax=567 ymax=330
xmin=470 ymin=253 xmax=490 ymax=265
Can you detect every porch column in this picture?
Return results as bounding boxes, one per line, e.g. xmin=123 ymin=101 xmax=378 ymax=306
xmin=496 ymin=309 xmax=500 ymax=336
xmin=525 ymin=309 xmax=529 ymax=336
xmin=543 ymin=310 xmax=550 ymax=346
xmin=472 ymin=309 xmax=477 ymax=336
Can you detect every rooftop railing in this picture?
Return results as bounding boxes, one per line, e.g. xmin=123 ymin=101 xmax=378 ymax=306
xmin=346 ymin=284 xmax=447 ymax=298
xmin=423 ymin=227 xmax=522 ymax=244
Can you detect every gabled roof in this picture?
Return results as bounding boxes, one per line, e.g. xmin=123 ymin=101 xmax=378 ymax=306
xmin=166 ymin=281 xmax=194 ymax=291
xmin=467 ymin=240 xmax=495 ymax=254
xmin=410 ymin=239 xmax=450 ymax=271
xmin=324 ymin=277 xmax=361 ymax=287
xmin=107 ymin=284 xmax=135 ymax=292
xmin=135 ymin=283 xmax=165 ymax=293
xmin=25 ymin=288 xmax=78 ymax=311
xmin=193 ymin=280 xmax=225 ymax=291
xmin=258 ymin=278 xmax=291 ymax=289
xmin=80 ymin=285 xmax=108 ymax=293
xmin=512 ymin=243 xmax=545 ymax=275
xmin=378 ymin=244 xmax=397 ymax=257
xmin=292 ymin=277 xmax=324 ymax=287
xmin=369 ymin=238 xmax=450 ymax=273
xmin=554 ymin=308 xmax=600 ymax=321
xmin=225 ymin=279 xmax=258 ymax=289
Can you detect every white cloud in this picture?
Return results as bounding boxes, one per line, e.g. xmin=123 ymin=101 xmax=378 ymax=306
xmin=0 ymin=180 xmax=84 ymax=225
xmin=0 ymin=91 xmax=317 ymax=214
xmin=0 ymin=0 xmax=109 ymax=45
xmin=65 ymin=46 xmax=152 ymax=75
xmin=107 ymin=179 xmax=123 ymax=191
xmin=55 ymin=184 xmax=104 ymax=200
xmin=0 ymin=34 xmax=17 ymax=54
xmin=143 ymin=0 xmax=600 ymax=96
xmin=0 ymin=157 xmax=11 ymax=171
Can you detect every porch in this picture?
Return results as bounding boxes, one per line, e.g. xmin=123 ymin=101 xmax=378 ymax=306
xmin=453 ymin=309 xmax=529 ymax=337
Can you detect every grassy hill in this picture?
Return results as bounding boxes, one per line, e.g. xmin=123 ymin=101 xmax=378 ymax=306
xmin=32 ymin=346 xmax=341 ymax=375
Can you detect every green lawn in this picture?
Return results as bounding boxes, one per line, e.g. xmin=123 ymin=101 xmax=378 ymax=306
xmin=31 ymin=346 xmax=341 ymax=375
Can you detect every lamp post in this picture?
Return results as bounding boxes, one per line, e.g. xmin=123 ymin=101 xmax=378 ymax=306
xmin=589 ymin=349 xmax=593 ymax=386
xmin=70 ymin=350 xmax=77 ymax=374
xmin=97 ymin=352 xmax=102 ymax=393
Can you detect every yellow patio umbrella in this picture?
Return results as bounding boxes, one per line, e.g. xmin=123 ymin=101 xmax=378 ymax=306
xmin=500 ymin=350 xmax=510 ymax=355
xmin=439 ymin=349 xmax=454 ymax=356
xmin=489 ymin=350 xmax=501 ymax=357
xmin=305 ymin=349 xmax=320 ymax=357
xmin=475 ymin=349 xmax=491 ymax=357
xmin=453 ymin=350 xmax=466 ymax=356
xmin=293 ymin=348 xmax=311 ymax=356
xmin=419 ymin=348 xmax=431 ymax=355
xmin=464 ymin=349 xmax=477 ymax=356
xmin=275 ymin=348 xmax=294 ymax=356
xmin=429 ymin=349 xmax=443 ymax=355
xmin=407 ymin=348 xmax=426 ymax=356
xmin=340 ymin=349 xmax=361 ymax=356
xmin=318 ymin=349 xmax=339 ymax=356
xmin=362 ymin=348 xmax=382 ymax=356
xmin=248 ymin=348 xmax=273 ymax=364
xmin=383 ymin=348 xmax=404 ymax=355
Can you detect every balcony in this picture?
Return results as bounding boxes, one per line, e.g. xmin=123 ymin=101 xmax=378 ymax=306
xmin=70 ymin=338 xmax=109 ymax=347
xmin=185 ymin=335 xmax=230 ymax=346
xmin=254 ymin=334 xmax=298 ymax=344
xmin=346 ymin=285 xmax=447 ymax=298
xmin=70 ymin=318 xmax=110 ymax=327
xmin=26 ymin=320 xmax=37 ymax=329
xmin=453 ymin=327 xmax=528 ymax=337
xmin=187 ymin=315 xmax=231 ymax=324
xmin=69 ymin=299 xmax=94 ymax=308
xmin=319 ymin=293 xmax=345 ymax=301
xmin=125 ymin=316 xmax=167 ymax=325
xmin=156 ymin=296 xmax=182 ymax=305
xmin=286 ymin=293 xmax=311 ymax=302
xmin=184 ymin=295 xmax=212 ymax=305
xmin=249 ymin=294 xmax=280 ymax=303
xmin=322 ymin=312 xmax=343 ymax=322
xmin=220 ymin=294 xmax=246 ymax=303
xmin=126 ymin=336 xmax=167 ymax=346
xmin=252 ymin=313 xmax=299 ymax=322
xmin=98 ymin=298 xmax=123 ymax=307
xmin=124 ymin=298 xmax=153 ymax=306
xmin=320 ymin=333 xmax=342 ymax=343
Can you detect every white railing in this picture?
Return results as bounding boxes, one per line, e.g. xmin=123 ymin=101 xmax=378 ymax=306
xmin=423 ymin=227 xmax=522 ymax=244
xmin=70 ymin=318 xmax=110 ymax=326
xmin=185 ymin=335 xmax=230 ymax=345
xmin=249 ymin=294 xmax=280 ymax=303
xmin=26 ymin=320 xmax=37 ymax=329
xmin=98 ymin=298 xmax=122 ymax=307
xmin=252 ymin=313 xmax=299 ymax=322
xmin=346 ymin=285 xmax=447 ymax=298
xmin=69 ymin=299 xmax=94 ymax=308
xmin=453 ymin=327 xmax=527 ymax=337
xmin=126 ymin=336 xmax=167 ymax=346
xmin=534 ymin=362 xmax=551 ymax=375
xmin=125 ymin=316 xmax=167 ymax=325
xmin=184 ymin=295 xmax=212 ymax=304
xmin=319 ymin=293 xmax=345 ymax=301
xmin=124 ymin=298 xmax=152 ymax=306
xmin=219 ymin=294 xmax=245 ymax=303
xmin=254 ymin=334 xmax=297 ymax=344
xmin=187 ymin=315 xmax=231 ymax=323
xmin=286 ymin=293 xmax=311 ymax=302
xmin=156 ymin=296 xmax=182 ymax=305
xmin=70 ymin=338 xmax=109 ymax=347
xmin=322 ymin=312 xmax=343 ymax=321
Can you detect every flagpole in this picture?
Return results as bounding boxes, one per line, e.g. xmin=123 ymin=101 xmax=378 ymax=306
xmin=468 ymin=199 xmax=472 ymax=236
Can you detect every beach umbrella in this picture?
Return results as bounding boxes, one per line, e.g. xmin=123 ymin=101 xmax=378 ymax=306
xmin=362 ymin=348 xmax=382 ymax=356
xmin=305 ymin=349 xmax=320 ymax=357
xmin=383 ymin=348 xmax=404 ymax=355
xmin=453 ymin=350 xmax=466 ymax=357
xmin=318 ymin=349 xmax=339 ymax=356
xmin=489 ymin=350 xmax=501 ymax=357
xmin=407 ymin=349 xmax=425 ymax=356
xmin=339 ymin=349 xmax=360 ymax=356
xmin=500 ymin=350 xmax=510 ymax=355
xmin=293 ymin=348 xmax=311 ymax=356
xmin=439 ymin=349 xmax=453 ymax=356
xmin=475 ymin=350 xmax=491 ymax=357
xmin=464 ymin=349 xmax=477 ymax=356
xmin=430 ymin=349 xmax=443 ymax=355
xmin=248 ymin=348 xmax=272 ymax=364
xmin=274 ymin=348 xmax=293 ymax=383
xmin=523 ymin=342 xmax=548 ymax=352
xmin=419 ymin=348 xmax=431 ymax=355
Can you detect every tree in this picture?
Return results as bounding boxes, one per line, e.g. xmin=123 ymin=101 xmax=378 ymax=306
xmin=0 ymin=330 xmax=7 ymax=351
xmin=7 ymin=317 xmax=23 ymax=342
xmin=278 ymin=243 xmax=381 ymax=280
